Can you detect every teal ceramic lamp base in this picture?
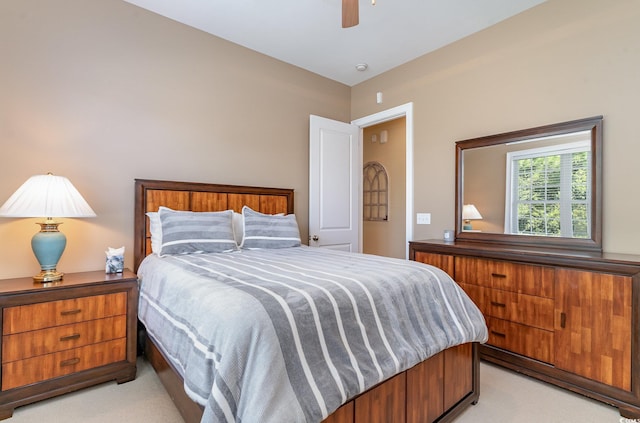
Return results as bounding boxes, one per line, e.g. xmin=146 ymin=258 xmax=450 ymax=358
xmin=31 ymin=220 xmax=67 ymax=283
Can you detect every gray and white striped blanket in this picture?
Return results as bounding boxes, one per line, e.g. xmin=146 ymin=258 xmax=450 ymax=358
xmin=138 ymin=246 xmax=487 ymax=423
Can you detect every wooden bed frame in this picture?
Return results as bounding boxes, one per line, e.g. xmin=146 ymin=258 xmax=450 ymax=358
xmin=134 ymin=179 xmax=480 ymax=423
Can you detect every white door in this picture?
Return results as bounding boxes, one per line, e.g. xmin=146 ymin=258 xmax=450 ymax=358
xmin=309 ymin=115 xmax=360 ymax=252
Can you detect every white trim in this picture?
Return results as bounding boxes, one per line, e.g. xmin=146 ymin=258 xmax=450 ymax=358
xmin=352 ymin=103 xmax=414 ymax=259
xmin=506 ymin=140 xmax=590 ymax=161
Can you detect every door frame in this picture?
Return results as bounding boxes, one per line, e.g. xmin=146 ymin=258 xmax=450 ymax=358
xmin=352 ymin=102 xmax=414 ymax=259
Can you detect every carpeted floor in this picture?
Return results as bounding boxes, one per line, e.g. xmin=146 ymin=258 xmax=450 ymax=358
xmin=9 ymin=358 xmax=622 ymax=422
xmin=455 ymin=362 xmax=620 ymax=423
xmin=10 ymin=357 xmax=183 ymax=423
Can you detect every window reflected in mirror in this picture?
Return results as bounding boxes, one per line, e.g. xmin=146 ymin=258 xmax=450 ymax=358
xmin=506 ymin=135 xmax=590 ymax=237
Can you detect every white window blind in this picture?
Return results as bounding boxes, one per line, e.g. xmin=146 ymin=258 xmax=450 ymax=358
xmin=505 ymin=141 xmax=591 ymax=238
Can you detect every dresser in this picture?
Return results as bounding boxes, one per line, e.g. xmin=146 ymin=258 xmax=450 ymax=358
xmin=0 ymin=270 xmax=138 ymax=419
xmin=409 ymin=240 xmax=640 ymax=418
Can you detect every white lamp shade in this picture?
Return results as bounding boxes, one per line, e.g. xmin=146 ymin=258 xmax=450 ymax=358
xmin=462 ymin=204 xmax=483 ymax=220
xmin=0 ymin=174 xmax=96 ymax=218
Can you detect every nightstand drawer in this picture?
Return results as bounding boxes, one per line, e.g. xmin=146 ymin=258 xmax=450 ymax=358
xmin=0 ymin=270 xmax=138 ymax=418
xmin=3 ymin=292 xmax=127 ymax=334
xmin=455 ymin=257 xmax=554 ymax=298
xmin=2 ymin=315 xmax=127 ymax=363
xmin=485 ymin=317 xmax=553 ymax=364
xmin=1 ymin=338 xmax=127 ymax=390
xmin=460 ymin=283 xmax=554 ymax=330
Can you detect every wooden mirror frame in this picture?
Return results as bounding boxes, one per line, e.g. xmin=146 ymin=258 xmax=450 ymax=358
xmin=455 ymin=116 xmax=603 ymax=252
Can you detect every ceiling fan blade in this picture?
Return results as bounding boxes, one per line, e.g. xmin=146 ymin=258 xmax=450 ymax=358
xmin=342 ymin=0 xmax=359 ymax=28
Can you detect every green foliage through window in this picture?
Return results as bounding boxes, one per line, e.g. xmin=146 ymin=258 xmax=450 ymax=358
xmin=510 ymin=146 xmax=590 ymax=238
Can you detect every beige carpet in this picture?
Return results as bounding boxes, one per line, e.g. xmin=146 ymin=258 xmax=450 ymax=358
xmin=9 ymin=358 xmax=621 ymax=422
xmin=10 ymin=357 xmax=183 ymax=423
xmin=456 ymin=362 xmax=620 ymax=423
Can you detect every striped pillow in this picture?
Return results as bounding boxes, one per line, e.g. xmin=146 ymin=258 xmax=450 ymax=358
xmin=240 ymin=206 xmax=301 ymax=249
xmin=158 ymin=207 xmax=237 ymax=256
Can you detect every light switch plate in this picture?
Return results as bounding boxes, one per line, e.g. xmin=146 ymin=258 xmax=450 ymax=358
xmin=416 ymin=213 xmax=431 ymax=224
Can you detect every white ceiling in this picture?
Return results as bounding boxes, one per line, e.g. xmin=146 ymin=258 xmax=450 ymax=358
xmin=123 ymin=0 xmax=546 ymax=86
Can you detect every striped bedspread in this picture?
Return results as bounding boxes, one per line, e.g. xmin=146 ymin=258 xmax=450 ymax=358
xmin=137 ymin=246 xmax=488 ymax=423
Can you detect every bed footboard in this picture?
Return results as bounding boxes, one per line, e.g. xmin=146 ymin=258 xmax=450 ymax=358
xmin=144 ymin=335 xmax=479 ymax=423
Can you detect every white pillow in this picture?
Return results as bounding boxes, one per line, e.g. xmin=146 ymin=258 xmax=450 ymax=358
xmin=232 ymin=212 xmax=244 ymax=245
xmin=146 ymin=211 xmax=162 ymax=254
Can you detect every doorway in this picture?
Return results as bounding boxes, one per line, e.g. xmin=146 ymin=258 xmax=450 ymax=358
xmin=352 ymin=102 xmax=413 ymax=259
xmin=362 ymin=118 xmax=406 ymax=258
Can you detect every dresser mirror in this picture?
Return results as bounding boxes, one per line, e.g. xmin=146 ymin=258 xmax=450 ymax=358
xmin=455 ymin=116 xmax=603 ymax=251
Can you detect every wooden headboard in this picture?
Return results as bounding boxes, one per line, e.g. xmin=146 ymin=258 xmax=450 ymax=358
xmin=133 ymin=179 xmax=294 ymax=272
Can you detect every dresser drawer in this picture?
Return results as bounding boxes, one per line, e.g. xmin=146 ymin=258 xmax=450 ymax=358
xmin=414 ymin=251 xmax=454 ymax=278
xmin=455 ymin=257 xmax=554 ymax=298
xmin=3 ymin=292 xmax=127 ymax=335
xmin=2 ymin=315 xmax=127 ymax=363
xmin=460 ymin=283 xmax=554 ymax=330
xmin=485 ymin=317 xmax=553 ymax=364
xmin=1 ymin=338 xmax=127 ymax=390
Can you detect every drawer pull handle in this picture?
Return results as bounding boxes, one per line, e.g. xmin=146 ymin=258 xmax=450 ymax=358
xmin=560 ymin=312 xmax=567 ymax=329
xmin=60 ymin=309 xmax=82 ymax=316
xmin=491 ymin=330 xmax=507 ymax=338
xmin=491 ymin=273 xmax=507 ymax=278
xmin=60 ymin=358 xmax=80 ymax=367
xmin=59 ymin=333 xmax=81 ymax=342
xmin=490 ymin=301 xmax=506 ymax=308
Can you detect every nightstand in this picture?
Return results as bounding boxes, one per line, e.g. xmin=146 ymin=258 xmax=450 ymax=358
xmin=0 ymin=270 xmax=138 ymax=420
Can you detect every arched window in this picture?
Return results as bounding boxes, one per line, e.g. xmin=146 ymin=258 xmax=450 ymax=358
xmin=363 ymin=161 xmax=389 ymax=221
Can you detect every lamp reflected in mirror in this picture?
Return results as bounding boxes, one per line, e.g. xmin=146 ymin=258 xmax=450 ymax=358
xmin=462 ymin=204 xmax=482 ymax=231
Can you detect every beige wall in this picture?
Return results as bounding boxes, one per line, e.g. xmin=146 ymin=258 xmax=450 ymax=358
xmin=352 ymin=0 xmax=640 ymax=255
xmin=0 ymin=0 xmax=350 ymax=278
xmin=2 ymin=0 xmax=639 ymax=280
xmin=463 ymin=144 xmax=506 ymax=234
xmin=363 ymin=118 xmax=406 ymax=258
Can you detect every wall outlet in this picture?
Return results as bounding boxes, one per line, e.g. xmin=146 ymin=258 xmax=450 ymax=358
xmin=416 ymin=213 xmax=431 ymax=225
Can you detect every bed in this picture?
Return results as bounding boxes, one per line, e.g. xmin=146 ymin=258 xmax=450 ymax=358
xmin=133 ymin=179 xmax=488 ymax=423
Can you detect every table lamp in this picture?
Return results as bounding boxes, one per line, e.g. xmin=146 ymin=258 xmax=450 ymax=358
xmin=462 ymin=204 xmax=482 ymax=231
xmin=0 ymin=173 xmax=96 ymax=282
